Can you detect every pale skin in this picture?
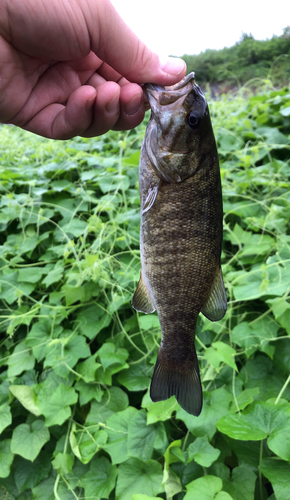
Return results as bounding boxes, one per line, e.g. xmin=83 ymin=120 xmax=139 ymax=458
xmin=0 ymin=0 xmax=186 ymax=139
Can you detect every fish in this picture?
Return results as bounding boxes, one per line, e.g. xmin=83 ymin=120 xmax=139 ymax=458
xmin=132 ymin=72 xmax=227 ymax=416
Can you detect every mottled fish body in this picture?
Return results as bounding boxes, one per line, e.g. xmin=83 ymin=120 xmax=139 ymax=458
xmin=132 ymin=73 xmax=227 ymax=416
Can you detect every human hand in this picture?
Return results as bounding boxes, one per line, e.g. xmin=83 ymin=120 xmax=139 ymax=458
xmin=0 ymin=0 xmax=186 ymax=139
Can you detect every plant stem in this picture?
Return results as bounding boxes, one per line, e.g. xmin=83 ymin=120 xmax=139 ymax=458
xmin=275 ymin=374 xmax=290 ymax=405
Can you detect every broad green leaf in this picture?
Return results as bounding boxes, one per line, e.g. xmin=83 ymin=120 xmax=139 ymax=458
xmin=7 ymin=341 xmax=35 ymax=377
xmin=222 ymin=465 xmax=256 ymax=500
xmin=9 ymin=385 xmax=40 ymax=416
xmin=229 ymin=388 xmax=260 ymax=413
xmin=75 ymin=355 xmax=102 ymax=383
xmin=78 ymin=457 xmax=117 ymax=500
xmin=116 ymin=458 xmax=163 ymax=500
xmin=52 ymin=453 xmax=74 ymax=475
xmin=96 ymin=342 xmax=129 ymax=370
xmin=204 ymin=342 xmax=237 ymax=371
xmin=176 ymin=388 xmax=233 ymax=440
xmin=75 ymin=379 xmax=103 ymax=405
xmin=60 ymin=218 xmax=88 ymax=237
xmin=36 ymin=384 xmax=78 ymax=427
xmin=163 ymin=467 xmax=183 ymax=499
xmin=184 ymin=475 xmax=231 ymax=500
xmin=127 ymin=410 xmax=156 ymax=462
xmin=86 ymin=387 xmax=129 ymax=425
xmin=44 ymin=334 xmax=91 ymax=378
xmin=13 ymin=452 xmax=51 ymax=493
xmin=0 ymin=271 xmax=35 ymax=304
xmin=103 ymin=406 xmax=137 ymax=464
xmin=25 ymin=320 xmax=52 ymax=361
xmin=0 ymin=440 xmax=14 ymax=478
xmin=217 ymin=400 xmax=290 ymax=460
xmin=132 ymin=496 xmax=161 ymax=500
xmin=164 ymin=440 xmax=185 ymax=468
xmin=260 ymin=458 xmax=290 ymax=500
xmin=98 ymin=174 xmax=130 ymax=193
xmin=139 ymin=315 xmax=160 ymax=330
xmin=0 ymin=404 xmax=12 ymax=435
xmin=11 ymin=420 xmax=50 ymax=461
xmin=74 ymin=305 xmax=111 ymax=339
xmin=117 ymin=362 xmax=151 ymax=392
xmin=187 ymin=437 xmax=220 ymax=467
xmin=142 ymin=392 xmax=179 ymax=425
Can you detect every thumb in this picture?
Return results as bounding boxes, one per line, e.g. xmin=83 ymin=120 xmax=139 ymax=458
xmin=83 ymin=0 xmax=186 ymax=85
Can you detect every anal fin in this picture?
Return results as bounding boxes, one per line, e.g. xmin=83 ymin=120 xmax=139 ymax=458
xmin=131 ymin=272 xmax=156 ymax=314
xmin=201 ymin=267 xmax=227 ymax=321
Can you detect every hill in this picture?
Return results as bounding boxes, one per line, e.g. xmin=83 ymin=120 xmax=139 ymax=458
xmin=182 ymin=27 xmax=290 ymax=92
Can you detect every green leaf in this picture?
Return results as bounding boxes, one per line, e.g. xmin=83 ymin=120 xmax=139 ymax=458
xmin=11 ymin=420 xmax=50 ymax=461
xmin=44 ymin=334 xmax=91 ymax=378
xmin=142 ymin=392 xmax=179 ymax=425
xmin=86 ymin=387 xmax=129 ymax=425
xmin=132 ymin=496 xmax=161 ymax=500
xmin=260 ymin=458 xmax=290 ymax=500
xmin=204 ymin=342 xmax=237 ymax=371
xmin=222 ymin=465 xmax=256 ymax=500
xmin=0 ymin=271 xmax=35 ymax=304
xmin=176 ymin=388 xmax=233 ymax=440
xmin=184 ymin=475 xmax=232 ymax=500
xmin=13 ymin=452 xmax=51 ymax=493
xmin=229 ymin=388 xmax=260 ymax=413
xmin=164 ymin=440 xmax=185 ymax=468
xmin=9 ymin=385 xmax=41 ymax=416
xmin=217 ymin=400 xmax=290 ymax=460
xmin=36 ymin=384 xmax=78 ymax=427
xmin=52 ymin=453 xmax=74 ymax=475
xmin=117 ymin=361 xmax=151 ymax=392
xmin=74 ymin=305 xmax=111 ymax=340
xmin=60 ymin=218 xmax=88 ymax=237
xmin=103 ymin=406 xmax=137 ymax=464
xmin=0 ymin=440 xmax=14 ymax=478
xmin=187 ymin=437 xmax=221 ymax=467
xmin=7 ymin=341 xmax=35 ymax=377
xmin=127 ymin=410 xmax=156 ymax=462
xmin=116 ymin=458 xmax=163 ymax=500
xmin=78 ymin=457 xmax=117 ymax=500
xmin=0 ymin=404 xmax=12 ymax=435
xmin=98 ymin=174 xmax=130 ymax=193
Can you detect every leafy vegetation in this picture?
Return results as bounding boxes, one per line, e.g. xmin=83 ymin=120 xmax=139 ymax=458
xmin=182 ymin=29 xmax=290 ymax=89
xmin=0 ymin=83 xmax=290 ymax=500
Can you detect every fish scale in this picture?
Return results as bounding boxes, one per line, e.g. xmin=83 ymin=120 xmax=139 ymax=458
xmin=132 ymin=72 xmax=227 ymax=416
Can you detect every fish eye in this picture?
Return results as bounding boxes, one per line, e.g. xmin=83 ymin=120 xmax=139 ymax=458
xmin=187 ymin=111 xmax=201 ymax=130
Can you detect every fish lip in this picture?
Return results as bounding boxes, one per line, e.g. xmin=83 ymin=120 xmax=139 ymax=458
xmin=145 ymin=72 xmax=197 ymax=106
xmin=145 ymin=71 xmax=195 ymax=95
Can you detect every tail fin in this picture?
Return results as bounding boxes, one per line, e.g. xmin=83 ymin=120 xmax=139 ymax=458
xmin=150 ymin=354 xmax=202 ymax=416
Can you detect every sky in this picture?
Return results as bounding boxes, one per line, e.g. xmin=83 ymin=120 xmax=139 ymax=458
xmin=111 ymin=0 xmax=289 ymax=58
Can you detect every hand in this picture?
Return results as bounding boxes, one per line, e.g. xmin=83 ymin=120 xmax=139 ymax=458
xmin=0 ymin=0 xmax=186 ymax=139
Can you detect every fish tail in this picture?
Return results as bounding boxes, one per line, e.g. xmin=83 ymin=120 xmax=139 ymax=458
xmin=150 ymin=350 xmax=202 ymax=416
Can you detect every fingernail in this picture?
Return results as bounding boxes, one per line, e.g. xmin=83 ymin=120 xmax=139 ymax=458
xmin=160 ymin=56 xmax=186 ymax=76
xmin=105 ymin=91 xmax=120 ymax=113
xmin=124 ymin=94 xmax=142 ymax=116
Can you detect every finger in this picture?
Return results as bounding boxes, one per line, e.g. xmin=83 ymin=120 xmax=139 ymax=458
xmin=23 ymin=85 xmax=97 ymax=139
xmin=82 ymin=0 xmax=186 ymax=85
xmin=112 ymin=83 xmax=145 ymax=131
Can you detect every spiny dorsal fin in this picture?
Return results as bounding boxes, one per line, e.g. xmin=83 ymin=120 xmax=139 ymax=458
xmin=201 ymin=267 xmax=227 ymax=321
xmin=142 ymin=180 xmax=160 ymax=215
xmin=131 ymin=272 xmax=156 ymax=314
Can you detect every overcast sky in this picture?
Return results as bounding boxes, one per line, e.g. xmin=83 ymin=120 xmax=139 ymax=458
xmin=111 ymin=0 xmax=289 ymax=57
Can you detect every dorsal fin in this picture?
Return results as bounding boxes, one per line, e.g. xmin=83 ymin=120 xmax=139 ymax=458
xmin=131 ymin=272 xmax=156 ymax=314
xmin=201 ymin=267 xmax=227 ymax=321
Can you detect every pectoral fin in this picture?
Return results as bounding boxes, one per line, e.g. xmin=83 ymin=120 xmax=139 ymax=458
xmin=131 ymin=272 xmax=156 ymax=313
xmin=142 ymin=180 xmax=160 ymax=215
xmin=201 ymin=267 xmax=227 ymax=321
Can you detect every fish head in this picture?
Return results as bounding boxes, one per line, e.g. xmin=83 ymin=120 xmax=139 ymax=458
xmin=144 ymin=72 xmax=217 ymax=183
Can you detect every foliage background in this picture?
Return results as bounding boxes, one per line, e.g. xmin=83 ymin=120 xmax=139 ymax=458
xmin=0 ymin=83 xmax=290 ymax=500
xmin=182 ymin=29 xmax=290 ymax=90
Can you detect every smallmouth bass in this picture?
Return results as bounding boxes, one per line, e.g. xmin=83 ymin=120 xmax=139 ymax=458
xmin=132 ymin=72 xmax=227 ymax=416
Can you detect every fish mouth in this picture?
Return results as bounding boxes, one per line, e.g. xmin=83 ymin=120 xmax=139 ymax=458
xmin=145 ymin=72 xmax=197 ymax=106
